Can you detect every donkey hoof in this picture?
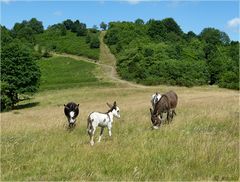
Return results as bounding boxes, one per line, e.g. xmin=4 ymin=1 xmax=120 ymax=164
xmin=90 ymin=141 xmax=94 ymax=146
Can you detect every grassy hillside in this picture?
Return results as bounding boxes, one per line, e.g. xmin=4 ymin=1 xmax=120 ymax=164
xmin=37 ymin=56 xmax=109 ymax=90
xmin=1 ymin=86 xmax=239 ymax=180
xmin=36 ymin=31 xmax=99 ymax=60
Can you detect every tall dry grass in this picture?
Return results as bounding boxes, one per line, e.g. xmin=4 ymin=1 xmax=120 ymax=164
xmin=1 ymin=86 xmax=239 ymax=180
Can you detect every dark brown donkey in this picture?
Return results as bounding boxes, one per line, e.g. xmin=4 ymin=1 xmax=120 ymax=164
xmin=150 ymin=91 xmax=178 ymax=129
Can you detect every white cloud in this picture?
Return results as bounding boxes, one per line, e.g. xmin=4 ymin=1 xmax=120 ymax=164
xmin=126 ymin=0 xmax=140 ymax=5
xmin=1 ymin=0 xmax=14 ymax=4
xmin=227 ymin=17 xmax=240 ymax=28
xmin=227 ymin=17 xmax=240 ymax=33
xmin=53 ymin=11 xmax=62 ymax=16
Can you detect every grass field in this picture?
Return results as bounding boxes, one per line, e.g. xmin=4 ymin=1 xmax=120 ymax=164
xmin=37 ymin=56 xmax=111 ymax=90
xmin=1 ymin=85 xmax=239 ymax=180
xmin=36 ymin=31 xmax=100 ymax=60
xmin=1 ymin=32 xmax=239 ymax=180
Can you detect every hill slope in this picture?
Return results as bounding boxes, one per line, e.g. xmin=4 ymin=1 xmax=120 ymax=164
xmin=37 ymin=56 xmax=110 ymax=90
xmin=36 ymin=31 xmax=100 ymax=60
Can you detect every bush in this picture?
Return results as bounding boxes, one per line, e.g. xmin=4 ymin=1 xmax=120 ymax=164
xmin=42 ymin=48 xmax=51 ymax=58
xmin=0 ymin=82 xmax=13 ymax=111
xmin=85 ymin=34 xmax=91 ymax=44
xmin=219 ymin=71 xmax=239 ymax=90
xmin=90 ymin=35 xmax=100 ymax=48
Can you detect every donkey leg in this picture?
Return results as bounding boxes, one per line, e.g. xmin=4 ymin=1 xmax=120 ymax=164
xmin=160 ymin=113 xmax=164 ymax=124
xmin=90 ymin=128 xmax=96 ymax=146
xmin=167 ymin=111 xmax=171 ymax=124
xmin=98 ymin=127 xmax=104 ymax=143
xmin=108 ymin=130 xmax=112 ymax=137
xmin=173 ymin=110 xmax=176 ymax=116
xmin=108 ymin=126 xmax=112 ymax=137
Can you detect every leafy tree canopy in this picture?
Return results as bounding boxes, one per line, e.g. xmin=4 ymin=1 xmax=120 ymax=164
xmin=1 ymin=39 xmax=41 ymax=110
xmin=100 ymin=21 xmax=107 ymax=30
xmin=105 ymin=18 xmax=239 ymax=89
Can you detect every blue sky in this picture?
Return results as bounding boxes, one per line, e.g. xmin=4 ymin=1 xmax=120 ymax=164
xmin=1 ymin=0 xmax=239 ymax=41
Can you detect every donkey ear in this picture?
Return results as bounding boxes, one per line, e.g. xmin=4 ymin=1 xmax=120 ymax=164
xmin=64 ymin=104 xmax=66 ymax=107
xmin=113 ymin=101 xmax=117 ymax=106
xmin=150 ymin=108 xmax=153 ymax=114
xmin=107 ymin=102 xmax=112 ymax=108
xmin=77 ymin=104 xmax=79 ymax=107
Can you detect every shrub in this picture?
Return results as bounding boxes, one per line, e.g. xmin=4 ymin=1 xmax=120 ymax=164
xmin=90 ymin=35 xmax=100 ymax=48
xmin=0 ymin=82 xmax=13 ymax=111
xmin=219 ymin=71 xmax=239 ymax=90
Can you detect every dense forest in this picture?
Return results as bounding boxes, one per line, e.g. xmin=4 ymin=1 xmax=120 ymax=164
xmin=104 ymin=18 xmax=239 ymax=89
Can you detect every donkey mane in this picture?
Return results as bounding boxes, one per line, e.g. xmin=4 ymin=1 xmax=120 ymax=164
xmin=106 ymin=105 xmax=117 ymax=113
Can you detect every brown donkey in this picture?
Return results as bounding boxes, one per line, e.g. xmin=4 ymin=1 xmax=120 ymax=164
xmin=150 ymin=91 xmax=178 ymax=129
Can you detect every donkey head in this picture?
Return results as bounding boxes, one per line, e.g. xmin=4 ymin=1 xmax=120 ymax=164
xmin=64 ymin=103 xmax=79 ymax=128
xmin=149 ymin=108 xmax=161 ymax=129
xmin=107 ymin=101 xmax=120 ymax=118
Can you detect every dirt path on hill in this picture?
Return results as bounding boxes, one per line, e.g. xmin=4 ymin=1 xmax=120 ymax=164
xmin=53 ymin=31 xmax=147 ymax=88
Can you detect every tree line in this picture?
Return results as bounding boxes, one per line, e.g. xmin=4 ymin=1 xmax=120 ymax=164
xmin=1 ymin=17 xmax=238 ymax=111
xmin=104 ymin=18 xmax=239 ymax=89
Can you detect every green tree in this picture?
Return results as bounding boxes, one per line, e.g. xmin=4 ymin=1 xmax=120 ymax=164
xmin=147 ymin=19 xmax=167 ymax=41
xmin=200 ymin=28 xmax=221 ymax=45
xmin=185 ymin=31 xmax=197 ymax=40
xmin=101 ymin=18 xmax=238 ymax=89
xmin=0 ymin=26 xmax=13 ymax=46
xmin=1 ymin=40 xmax=41 ymax=110
xmin=135 ymin=18 xmax=144 ymax=25
xmin=11 ymin=18 xmax=43 ymax=43
xmin=90 ymin=35 xmax=100 ymax=48
xmin=89 ymin=25 xmax=98 ymax=33
xmin=200 ymin=28 xmax=231 ymax=85
xmin=28 ymin=18 xmax=44 ymax=34
xmin=220 ymin=31 xmax=230 ymax=45
xmin=47 ymin=23 xmax=66 ymax=36
xmin=76 ymin=23 xmax=87 ymax=36
xmin=71 ymin=20 xmax=87 ymax=36
xmin=162 ymin=17 xmax=183 ymax=36
xmin=100 ymin=21 xmax=107 ymax=30
xmin=63 ymin=19 xmax=74 ymax=30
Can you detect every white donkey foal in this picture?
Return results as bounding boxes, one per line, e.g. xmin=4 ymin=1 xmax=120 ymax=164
xmin=151 ymin=92 xmax=161 ymax=109
xmin=87 ymin=101 xmax=120 ymax=146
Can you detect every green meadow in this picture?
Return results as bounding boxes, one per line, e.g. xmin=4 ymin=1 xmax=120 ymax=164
xmin=1 ymin=54 xmax=239 ymax=180
xmin=37 ymin=56 xmax=110 ymax=91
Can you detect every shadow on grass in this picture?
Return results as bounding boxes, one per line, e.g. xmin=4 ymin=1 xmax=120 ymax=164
xmin=13 ymin=102 xmax=40 ymax=110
